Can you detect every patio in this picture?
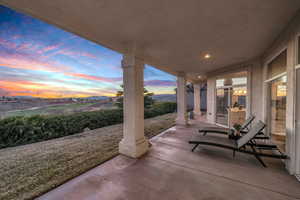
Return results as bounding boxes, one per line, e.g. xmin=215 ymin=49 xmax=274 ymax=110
xmin=37 ymin=118 xmax=300 ymax=200
xmin=1 ymin=1 xmax=300 ymax=198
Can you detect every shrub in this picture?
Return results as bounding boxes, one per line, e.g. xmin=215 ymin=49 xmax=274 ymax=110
xmin=0 ymin=109 xmax=123 ymax=148
xmin=0 ymin=102 xmax=176 ymax=148
xmin=144 ymin=102 xmax=177 ymax=118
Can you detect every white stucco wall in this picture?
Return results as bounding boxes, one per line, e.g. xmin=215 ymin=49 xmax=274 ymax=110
xmin=261 ymin=11 xmax=300 ymax=175
xmin=250 ymin=61 xmax=264 ymax=122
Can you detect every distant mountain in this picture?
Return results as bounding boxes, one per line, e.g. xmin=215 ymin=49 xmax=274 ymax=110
xmin=8 ymin=95 xmax=173 ymax=102
xmin=152 ymin=94 xmax=176 ymax=102
xmin=5 ymin=96 xmax=111 ymax=100
xmin=11 ymin=96 xmax=37 ymax=99
xmin=84 ymin=96 xmax=110 ymax=100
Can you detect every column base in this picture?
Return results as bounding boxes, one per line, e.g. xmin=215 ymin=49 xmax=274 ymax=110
xmin=176 ymin=118 xmax=188 ymax=126
xmin=119 ymin=138 xmax=149 ymax=158
xmin=193 ymin=110 xmax=202 ymax=117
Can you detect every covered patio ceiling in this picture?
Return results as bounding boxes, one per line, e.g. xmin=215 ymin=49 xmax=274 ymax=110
xmin=1 ymin=0 xmax=300 ymax=81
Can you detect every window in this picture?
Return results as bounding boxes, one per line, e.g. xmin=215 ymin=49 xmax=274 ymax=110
xmin=216 ymin=79 xmax=225 ymax=87
xmin=232 ymin=77 xmax=247 ymax=86
xmin=267 ymin=50 xmax=287 ymax=79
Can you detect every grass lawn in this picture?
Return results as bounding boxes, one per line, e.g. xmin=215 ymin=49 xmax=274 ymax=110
xmin=0 ymin=113 xmax=176 ymax=200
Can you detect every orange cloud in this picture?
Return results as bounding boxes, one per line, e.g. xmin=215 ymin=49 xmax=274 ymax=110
xmin=0 ymin=80 xmax=117 ymax=98
xmin=0 ymin=80 xmax=49 ymax=92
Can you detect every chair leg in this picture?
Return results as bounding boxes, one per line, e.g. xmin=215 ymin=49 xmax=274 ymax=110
xmin=250 ymin=146 xmax=267 ymax=167
xmin=192 ymin=144 xmax=199 ymax=152
xmin=254 ymin=154 xmax=267 ymax=167
xmin=233 ymin=150 xmax=236 ymax=158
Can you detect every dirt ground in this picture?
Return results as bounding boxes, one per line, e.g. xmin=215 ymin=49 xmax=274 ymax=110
xmin=0 ymin=113 xmax=176 ymax=200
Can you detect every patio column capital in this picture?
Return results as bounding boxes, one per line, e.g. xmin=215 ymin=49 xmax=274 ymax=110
xmin=177 ymin=71 xmax=186 ymax=77
xmin=121 ymin=54 xmax=144 ymax=69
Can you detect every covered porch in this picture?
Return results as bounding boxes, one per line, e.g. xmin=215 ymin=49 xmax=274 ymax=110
xmin=37 ymin=118 xmax=300 ymax=200
xmin=1 ymin=0 xmax=300 ymax=198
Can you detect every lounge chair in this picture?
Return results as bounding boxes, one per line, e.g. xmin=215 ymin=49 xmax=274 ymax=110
xmin=199 ymin=115 xmax=256 ymax=136
xmin=199 ymin=115 xmax=268 ymax=140
xmin=189 ymin=121 xmax=288 ymax=167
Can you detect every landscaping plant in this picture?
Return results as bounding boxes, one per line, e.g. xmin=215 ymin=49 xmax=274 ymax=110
xmin=0 ymin=102 xmax=176 ymax=148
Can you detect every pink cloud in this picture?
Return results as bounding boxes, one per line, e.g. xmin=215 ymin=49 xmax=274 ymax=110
xmin=37 ymin=43 xmax=61 ymax=54
xmin=53 ymin=49 xmax=98 ymax=60
xmin=65 ymin=72 xmax=122 ymax=83
xmin=0 ymin=50 xmax=119 ymax=84
xmin=16 ymin=43 xmax=32 ymax=51
xmin=0 ymin=53 xmax=71 ymax=72
xmin=12 ymin=35 xmax=21 ymax=40
xmin=0 ymin=38 xmax=17 ymax=49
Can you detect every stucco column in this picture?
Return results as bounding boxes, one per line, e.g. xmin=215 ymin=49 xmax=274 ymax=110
xmin=176 ymin=73 xmax=188 ymax=125
xmin=119 ymin=54 xmax=148 ymax=158
xmin=193 ymin=83 xmax=201 ymax=116
xmin=207 ymin=77 xmax=216 ymax=123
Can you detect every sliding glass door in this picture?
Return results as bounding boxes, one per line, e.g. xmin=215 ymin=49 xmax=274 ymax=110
xmin=215 ymin=73 xmax=247 ymax=127
xmin=270 ymin=75 xmax=287 ymax=152
xmin=267 ymin=50 xmax=287 ymax=153
xmin=216 ymin=87 xmax=231 ymax=126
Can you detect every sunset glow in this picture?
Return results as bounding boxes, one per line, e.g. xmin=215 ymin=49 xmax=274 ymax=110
xmin=0 ymin=6 xmax=176 ymax=98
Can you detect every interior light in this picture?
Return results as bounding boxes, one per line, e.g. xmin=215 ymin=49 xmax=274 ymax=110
xmin=204 ymin=54 xmax=211 ymax=59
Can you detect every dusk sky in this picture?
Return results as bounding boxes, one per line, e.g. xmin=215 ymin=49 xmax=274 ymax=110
xmin=0 ymin=5 xmax=176 ymax=98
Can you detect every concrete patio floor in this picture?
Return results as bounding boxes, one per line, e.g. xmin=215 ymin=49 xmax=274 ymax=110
xmin=37 ymin=118 xmax=300 ymax=200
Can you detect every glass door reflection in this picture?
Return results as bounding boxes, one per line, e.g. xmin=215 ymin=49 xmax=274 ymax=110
xmin=216 ymin=88 xmax=231 ymax=126
xmin=270 ymin=76 xmax=287 ymax=152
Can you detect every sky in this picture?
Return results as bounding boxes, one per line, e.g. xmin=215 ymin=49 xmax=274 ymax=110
xmin=0 ymin=5 xmax=176 ymax=98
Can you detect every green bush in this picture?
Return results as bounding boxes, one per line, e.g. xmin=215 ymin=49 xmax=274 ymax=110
xmin=0 ymin=109 xmax=123 ymax=149
xmin=144 ymin=102 xmax=177 ymax=118
xmin=0 ymin=102 xmax=176 ymax=148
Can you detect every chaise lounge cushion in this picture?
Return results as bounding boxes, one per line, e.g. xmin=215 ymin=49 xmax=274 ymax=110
xmin=191 ymin=134 xmax=237 ymax=148
xmin=240 ymin=115 xmax=255 ymax=130
xmin=237 ymin=121 xmax=266 ymax=148
xmin=191 ymin=120 xmax=266 ymax=149
xmin=199 ymin=115 xmax=255 ymax=134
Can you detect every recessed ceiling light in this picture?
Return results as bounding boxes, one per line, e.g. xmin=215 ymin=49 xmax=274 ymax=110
xmin=204 ymin=54 xmax=211 ymax=59
xmin=198 ymin=75 xmax=202 ymax=79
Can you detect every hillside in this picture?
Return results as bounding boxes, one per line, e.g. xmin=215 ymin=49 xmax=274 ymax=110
xmin=153 ymin=94 xmax=176 ymax=102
